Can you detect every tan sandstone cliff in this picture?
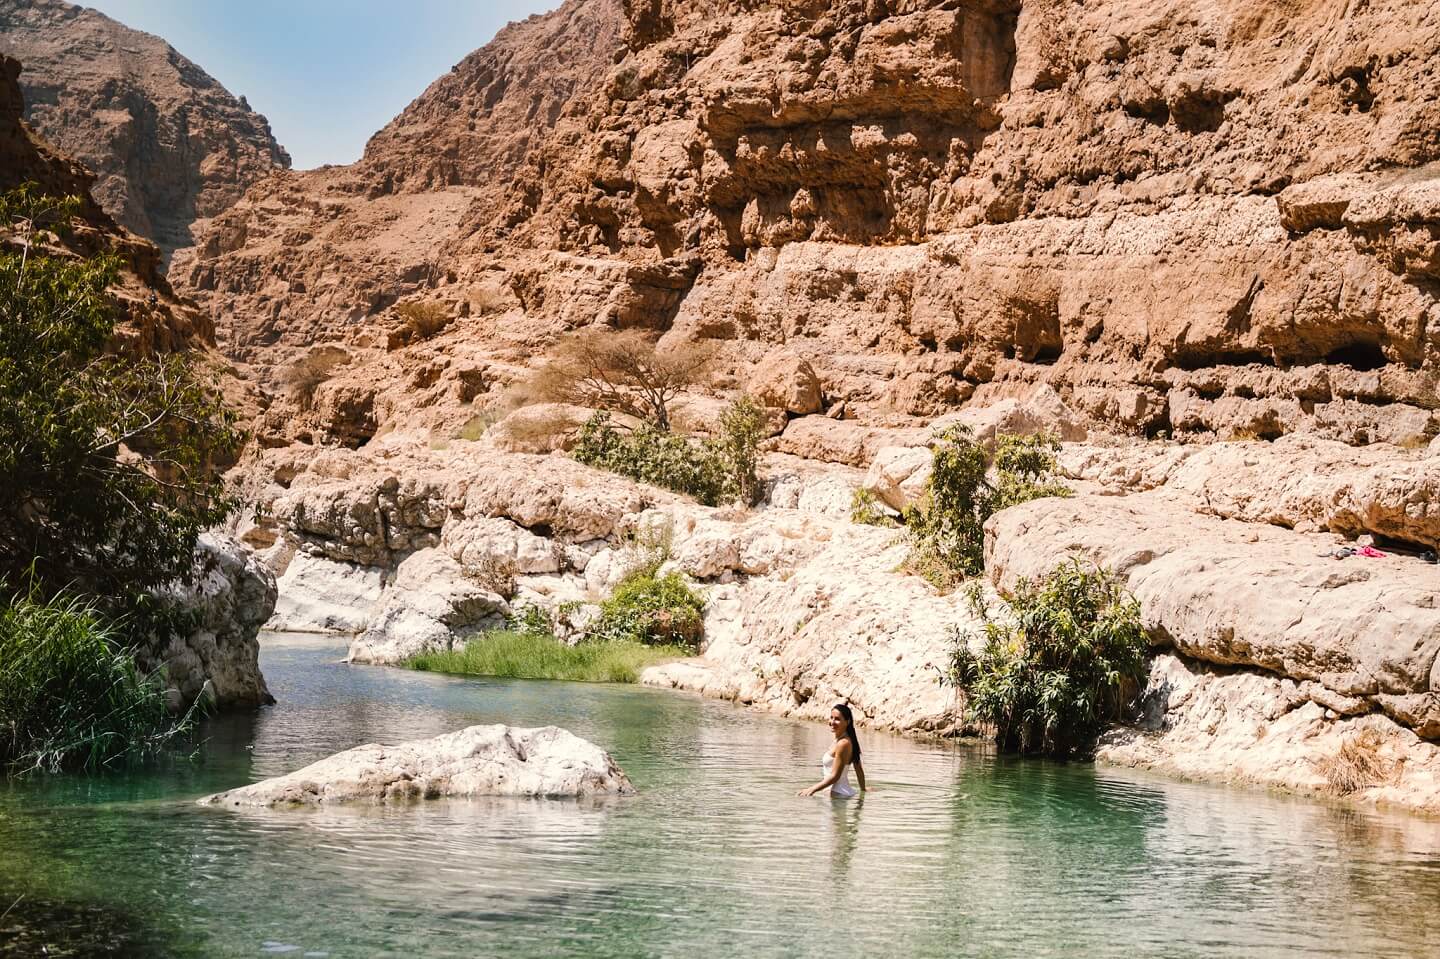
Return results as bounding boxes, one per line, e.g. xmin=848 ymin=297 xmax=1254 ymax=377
xmin=178 ymin=0 xmax=1438 ymax=450
xmin=0 ymin=0 xmax=290 ymax=258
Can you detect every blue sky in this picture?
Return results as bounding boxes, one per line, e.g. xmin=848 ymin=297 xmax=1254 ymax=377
xmin=84 ymin=1 xmax=559 ymax=170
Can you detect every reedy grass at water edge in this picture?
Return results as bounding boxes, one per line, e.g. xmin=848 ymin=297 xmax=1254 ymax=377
xmin=0 ymin=594 xmax=196 ymax=775
xmin=406 ymin=630 xmax=690 ymax=684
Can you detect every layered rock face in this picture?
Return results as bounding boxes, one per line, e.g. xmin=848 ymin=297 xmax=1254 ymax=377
xmin=198 ymin=724 xmax=634 ymax=807
xmin=172 ymin=0 xmax=623 ymax=376
xmin=179 ymin=0 xmax=1438 ymax=449
xmin=90 ymin=0 xmax=1428 ymax=810
xmin=0 ymin=0 xmax=290 ymax=257
xmin=0 ymin=53 xmax=205 ymax=352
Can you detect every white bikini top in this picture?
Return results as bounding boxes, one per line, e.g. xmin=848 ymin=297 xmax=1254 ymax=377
xmin=822 ymin=745 xmax=857 ymax=798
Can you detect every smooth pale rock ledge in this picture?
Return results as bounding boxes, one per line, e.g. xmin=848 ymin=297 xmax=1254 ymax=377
xmin=197 ymin=725 xmax=634 ymax=808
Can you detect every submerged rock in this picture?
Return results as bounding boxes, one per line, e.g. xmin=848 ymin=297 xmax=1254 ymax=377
xmin=198 ymin=725 xmax=633 ymax=807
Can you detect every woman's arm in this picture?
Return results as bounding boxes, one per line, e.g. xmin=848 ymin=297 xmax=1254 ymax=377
xmin=853 ymin=758 xmax=866 ymax=792
xmin=797 ymin=741 xmax=852 ymax=796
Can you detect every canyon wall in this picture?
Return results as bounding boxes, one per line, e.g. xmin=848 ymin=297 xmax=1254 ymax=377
xmin=17 ymin=0 xmax=1435 ymax=805
xmin=0 ymin=0 xmax=290 ymax=258
xmin=177 ymin=0 xmax=1438 ymax=450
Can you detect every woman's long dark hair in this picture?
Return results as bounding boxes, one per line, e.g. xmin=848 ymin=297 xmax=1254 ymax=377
xmin=834 ymin=703 xmax=861 ymax=763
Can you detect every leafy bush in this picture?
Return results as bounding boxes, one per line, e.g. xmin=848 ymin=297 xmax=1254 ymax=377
xmin=408 ymin=630 xmax=687 ymax=684
xmin=592 ymin=568 xmax=706 ymax=648
xmin=943 ymin=560 xmax=1148 ymax=758
xmin=0 ymin=594 xmax=196 ymax=774
xmin=0 ymin=184 xmax=241 ymax=603
xmin=903 ymin=426 xmax=1070 ymax=589
xmin=850 ymin=488 xmax=898 ymax=527
xmin=571 ymin=396 xmax=766 ymax=506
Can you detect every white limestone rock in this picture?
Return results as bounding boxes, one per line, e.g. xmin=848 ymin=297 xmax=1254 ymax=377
xmin=645 ymin=523 xmax=968 ymax=735
xmin=1099 ymin=654 xmax=1440 ymax=815
xmin=862 ymin=445 xmax=933 ymax=511
xmin=442 ymin=516 xmax=562 ymax=575
xmin=142 ymin=534 xmax=277 ymax=711
xmin=347 ymin=549 xmax=508 ymax=664
xmin=198 ymin=724 xmax=634 ymax=807
xmin=266 ymin=551 xmax=389 ymax=634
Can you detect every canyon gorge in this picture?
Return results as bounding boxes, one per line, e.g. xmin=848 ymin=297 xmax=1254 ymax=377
xmin=3 ymin=0 xmax=1439 ymax=814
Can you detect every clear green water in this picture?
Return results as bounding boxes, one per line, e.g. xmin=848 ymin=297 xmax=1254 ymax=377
xmin=3 ymin=633 xmax=1439 ymax=958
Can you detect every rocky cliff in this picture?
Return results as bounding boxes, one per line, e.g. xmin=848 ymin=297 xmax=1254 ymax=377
xmin=0 ymin=52 xmax=204 ymax=352
xmin=179 ymin=0 xmax=1438 ymax=449
xmin=0 ymin=0 xmax=290 ymax=258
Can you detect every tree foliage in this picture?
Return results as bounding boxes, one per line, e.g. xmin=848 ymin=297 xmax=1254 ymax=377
xmin=528 ymin=328 xmax=714 ymax=431
xmin=944 ymin=560 xmax=1148 ymax=758
xmin=0 ymin=184 xmax=241 ymax=602
xmin=903 ymin=426 xmax=1070 ymax=589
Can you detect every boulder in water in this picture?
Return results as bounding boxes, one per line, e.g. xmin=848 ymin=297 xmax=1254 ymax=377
xmin=198 ymin=725 xmax=634 ymax=807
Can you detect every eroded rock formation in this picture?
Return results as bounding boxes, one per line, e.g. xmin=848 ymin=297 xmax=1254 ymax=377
xmin=177 ymin=0 xmax=1437 ymax=449
xmin=141 ymin=534 xmax=277 ymax=711
xmin=0 ymin=0 xmax=289 ymax=258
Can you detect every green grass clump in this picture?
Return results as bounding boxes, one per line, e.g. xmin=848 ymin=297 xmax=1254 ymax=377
xmin=407 ymin=630 xmax=688 ymax=683
xmin=0 ymin=594 xmax=195 ymax=775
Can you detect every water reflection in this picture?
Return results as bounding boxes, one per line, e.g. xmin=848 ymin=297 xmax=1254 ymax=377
xmin=0 ymin=631 xmax=1437 ymax=958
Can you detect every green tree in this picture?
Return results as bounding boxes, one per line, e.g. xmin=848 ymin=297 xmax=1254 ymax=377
xmin=0 ymin=184 xmax=242 ymax=602
xmin=903 ymin=426 xmax=1070 ymax=588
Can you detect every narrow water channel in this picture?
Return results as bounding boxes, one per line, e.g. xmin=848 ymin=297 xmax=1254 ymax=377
xmin=2 ymin=632 xmax=1438 ymax=957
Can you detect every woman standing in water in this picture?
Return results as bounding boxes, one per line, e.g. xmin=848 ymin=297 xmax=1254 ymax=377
xmin=798 ymin=703 xmax=867 ymax=798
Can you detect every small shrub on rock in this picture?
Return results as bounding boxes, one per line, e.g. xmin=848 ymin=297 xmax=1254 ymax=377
xmin=943 ymin=560 xmax=1147 ymax=758
xmin=903 ymin=426 xmax=1069 ymax=589
xmin=507 ymin=602 xmax=552 ymax=638
xmin=1314 ymin=726 xmax=1398 ymax=795
xmin=592 ymin=569 xmax=705 ymax=649
xmin=850 ymin=488 xmax=899 ymax=527
xmin=390 ymin=301 xmax=451 ymax=347
xmin=571 ymin=396 xmax=766 ymax=506
xmin=461 ymin=555 xmax=517 ymax=598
